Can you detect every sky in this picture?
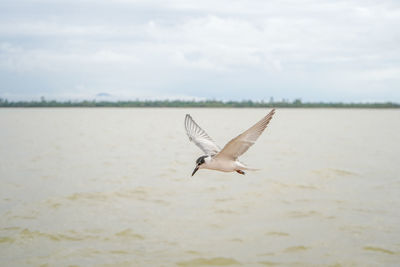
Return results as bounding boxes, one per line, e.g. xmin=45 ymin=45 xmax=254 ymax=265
xmin=0 ymin=0 xmax=399 ymax=102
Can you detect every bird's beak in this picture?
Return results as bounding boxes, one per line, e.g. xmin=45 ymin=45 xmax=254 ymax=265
xmin=192 ymin=165 xmax=199 ymax=176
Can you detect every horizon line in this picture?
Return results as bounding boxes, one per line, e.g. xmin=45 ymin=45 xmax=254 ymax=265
xmin=0 ymin=97 xmax=399 ymax=105
xmin=1 ymin=98 xmax=399 ymax=108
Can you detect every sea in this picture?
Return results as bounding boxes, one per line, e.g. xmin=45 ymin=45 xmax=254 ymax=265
xmin=0 ymin=108 xmax=399 ymax=266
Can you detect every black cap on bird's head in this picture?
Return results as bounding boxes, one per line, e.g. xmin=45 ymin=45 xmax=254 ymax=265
xmin=192 ymin=155 xmax=207 ymax=176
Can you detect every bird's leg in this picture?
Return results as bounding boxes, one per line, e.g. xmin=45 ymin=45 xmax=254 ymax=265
xmin=236 ymin=170 xmax=245 ymax=175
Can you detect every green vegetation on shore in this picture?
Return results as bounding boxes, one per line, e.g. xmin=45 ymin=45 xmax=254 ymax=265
xmin=0 ymin=98 xmax=399 ymax=108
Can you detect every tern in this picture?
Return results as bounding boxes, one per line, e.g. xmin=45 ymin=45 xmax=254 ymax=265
xmin=185 ymin=109 xmax=275 ymax=176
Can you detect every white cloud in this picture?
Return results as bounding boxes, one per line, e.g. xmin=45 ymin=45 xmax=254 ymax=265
xmin=362 ymin=68 xmax=400 ymax=81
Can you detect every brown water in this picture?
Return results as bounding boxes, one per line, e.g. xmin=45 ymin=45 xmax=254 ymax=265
xmin=0 ymin=108 xmax=399 ymax=266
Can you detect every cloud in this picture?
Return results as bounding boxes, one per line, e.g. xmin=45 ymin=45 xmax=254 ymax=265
xmin=0 ymin=0 xmax=400 ymax=101
xmin=361 ymin=68 xmax=400 ymax=81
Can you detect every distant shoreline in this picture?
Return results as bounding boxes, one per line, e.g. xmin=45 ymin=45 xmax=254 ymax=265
xmin=0 ymin=99 xmax=399 ymax=108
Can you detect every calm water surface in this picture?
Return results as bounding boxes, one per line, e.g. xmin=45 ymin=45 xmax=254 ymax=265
xmin=0 ymin=108 xmax=399 ymax=266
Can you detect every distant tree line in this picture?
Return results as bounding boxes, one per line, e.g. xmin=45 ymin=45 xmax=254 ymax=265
xmin=0 ymin=97 xmax=399 ymax=108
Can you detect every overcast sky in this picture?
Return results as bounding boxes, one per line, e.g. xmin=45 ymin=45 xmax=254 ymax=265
xmin=1 ymin=0 xmax=399 ymax=102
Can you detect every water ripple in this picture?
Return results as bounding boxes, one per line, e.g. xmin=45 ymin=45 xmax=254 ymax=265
xmin=363 ymin=246 xmax=396 ymax=255
xmin=176 ymin=257 xmax=241 ymax=266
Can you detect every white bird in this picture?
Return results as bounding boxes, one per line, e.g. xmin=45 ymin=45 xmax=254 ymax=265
xmin=185 ymin=109 xmax=275 ymax=176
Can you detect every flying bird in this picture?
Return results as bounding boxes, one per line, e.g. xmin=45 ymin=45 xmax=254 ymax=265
xmin=185 ymin=109 xmax=275 ymax=176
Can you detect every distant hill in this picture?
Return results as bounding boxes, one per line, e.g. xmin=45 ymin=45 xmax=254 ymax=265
xmin=96 ymin=93 xmax=112 ymax=97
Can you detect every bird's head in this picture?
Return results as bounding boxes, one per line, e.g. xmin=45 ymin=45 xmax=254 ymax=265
xmin=192 ymin=155 xmax=209 ymax=176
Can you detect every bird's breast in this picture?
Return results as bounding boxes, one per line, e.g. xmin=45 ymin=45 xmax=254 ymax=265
xmin=202 ymin=158 xmax=237 ymax=172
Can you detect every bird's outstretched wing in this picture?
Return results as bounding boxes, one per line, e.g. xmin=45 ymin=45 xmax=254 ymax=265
xmin=185 ymin=114 xmax=221 ymax=155
xmin=215 ymin=109 xmax=275 ymax=160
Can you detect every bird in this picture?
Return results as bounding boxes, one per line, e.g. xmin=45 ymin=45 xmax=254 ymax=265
xmin=184 ymin=109 xmax=275 ymax=176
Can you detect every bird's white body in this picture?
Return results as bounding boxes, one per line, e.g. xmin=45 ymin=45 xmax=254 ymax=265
xmin=185 ymin=109 xmax=275 ymax=175
xmin=199 ymin=156 xmax=247 ymax=172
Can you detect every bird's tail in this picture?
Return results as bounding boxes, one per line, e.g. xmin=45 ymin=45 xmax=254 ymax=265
xmin=238 ymin=161 xmax=260 ymax=171
xmin=243 ymin=167 xmax=261 ymax=171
